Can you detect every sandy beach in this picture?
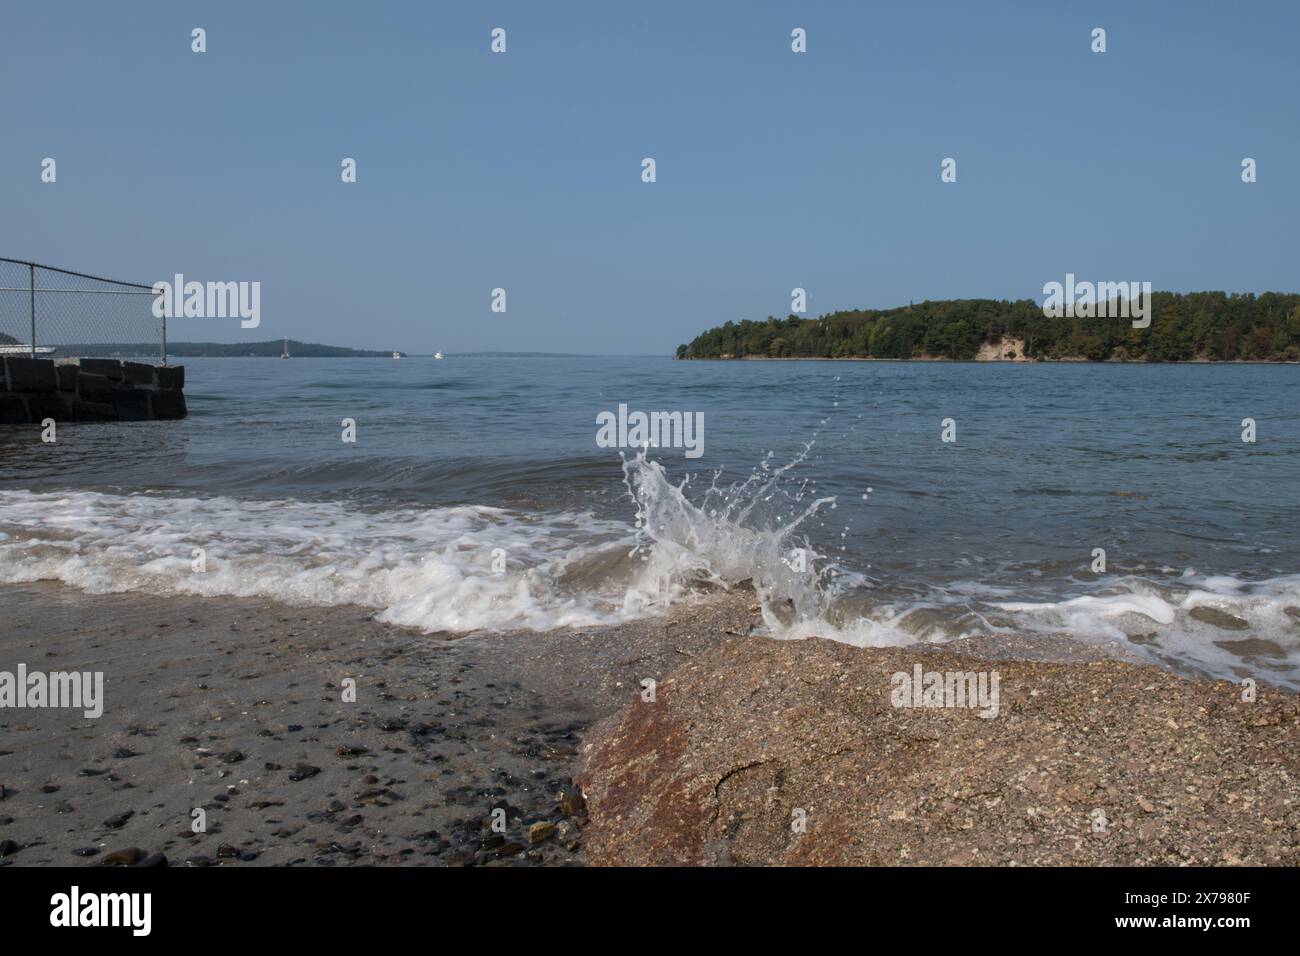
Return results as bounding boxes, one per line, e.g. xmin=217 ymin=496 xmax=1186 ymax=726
xmin=2 ymin=580 xmax=1296 ymax=867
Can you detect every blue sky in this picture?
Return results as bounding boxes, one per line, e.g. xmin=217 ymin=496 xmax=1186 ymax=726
xmin=3 ymin=1 xmax=1296 ymax=354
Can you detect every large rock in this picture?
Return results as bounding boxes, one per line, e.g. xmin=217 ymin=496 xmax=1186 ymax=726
xmin=578 ymin=637 xmax=1300 ymax=866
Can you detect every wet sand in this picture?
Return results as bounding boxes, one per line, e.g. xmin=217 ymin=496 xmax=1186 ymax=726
xmin=0 ymin=581 xmax=743 ymax=866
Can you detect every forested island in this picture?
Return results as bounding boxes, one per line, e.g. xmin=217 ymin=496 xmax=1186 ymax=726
xmin=676 ymin=292 xmax=1300 ymax=362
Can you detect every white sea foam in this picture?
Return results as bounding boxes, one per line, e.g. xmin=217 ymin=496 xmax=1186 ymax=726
xmin=3 ymin=459 xmax=1298 ymax=688
xmin=0 ymin=489 xmax=642 ymax=632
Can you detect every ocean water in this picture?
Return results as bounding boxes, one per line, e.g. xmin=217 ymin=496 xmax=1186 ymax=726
xmin=2 ymin=355 xmax=1299 ymax=688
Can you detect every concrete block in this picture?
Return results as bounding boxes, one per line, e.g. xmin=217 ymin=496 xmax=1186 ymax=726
xmin=110 ymin=389 xmax=152 ymax=422
xmin=155 ymin=365 xmax=185 ymax=390
xmin=27 ymin=393 xmax=72 ymax=423
xmin=123 ymin=361 xmax=154 ymax=386
xmin=71 ymin=401 xmax=116 ymax=422
xmin=0 ymin=394 xmax=29 ymax=425
xmin=151 ymin=388 xmax=188 ymax=419
xmin=3 ymin=357 xmax=58 ymax=392
xmin=77 ymin=372 xmax=114 ymax=404
xmin=76 ymin=358 xmax=124 ymax=380
xmin=56 ymin=363 xmax=79 ymax=391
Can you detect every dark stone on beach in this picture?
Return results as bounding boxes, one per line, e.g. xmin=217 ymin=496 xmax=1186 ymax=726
xmin=102 ymin=810 xmax=134 ymax=829
xmin=40 ymin=784 xmax=59 ymax=794
xmin=0 ymin=839 xmax=20 ymax=858
xmin=528 ymin=821 xmax=557 ymax=844
xmin=238 ymin=850 xmax=259 ymax=862
xmin=264 ymin=761 xmax=282 ymax=771
xmin=289 ymin=764 xmax=320 ymax=782
xmin=216 ymin=844 xmax=240 ymax=859
xmin=287 ymin=724 xmax=303 ymax=732
xmin=336 ymin=745 xmax=368 ymax=757
xmin=112 ymin=747 xmax=140 ymax=759
xmin=73 ymin=847 xmax=100 ymax=858
xmin=100 ymin=847 xmax=144 ymax=866
xmin=1189 ymin=606 xmax=1250 ymax=630
xmin=494 ymin=841 xmax=526 ymax=858
xmin=377 ymin=717 xmax=408 ymax=732
xmin=560 ymin=785 xmax=587 ymax=817
xmin=137 ymin=852 xmax=167 ymax=867
xmin=340 ymin=815 xmax=364 ymax=827
xmin=219 ymin=750 xmax=245 ymax=763
xmin=78 ymin=767 xmax=105 ymax=777
xmin=445 ymin=846 xmax=475 ymax=866
xmin=185 ymin=856 xmax=212 ymax=867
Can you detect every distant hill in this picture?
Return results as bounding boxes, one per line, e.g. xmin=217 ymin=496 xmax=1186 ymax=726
xmin=45 ymin=340 xmax=402 ymax=358
xmin=678 ymin=292 xmax=1300 ymax=362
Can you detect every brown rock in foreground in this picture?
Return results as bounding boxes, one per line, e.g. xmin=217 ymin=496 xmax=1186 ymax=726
xmin=579 ymin=637 xmax=1300 ymax=866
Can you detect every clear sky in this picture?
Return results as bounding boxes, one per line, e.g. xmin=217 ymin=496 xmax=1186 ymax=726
xmin=3 ymin=1 xmax=1296 ymax=354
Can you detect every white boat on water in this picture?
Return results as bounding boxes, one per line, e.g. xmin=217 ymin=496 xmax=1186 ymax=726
xmin=434 ymin=351 xmax=444 ymax=359
xmin=280 ymin=338 xmax=291 ymax=359
xmin=0 ymin=345 xmax=55 ymax=355
xmin=392 ymin=351 xmax=401 ymax=360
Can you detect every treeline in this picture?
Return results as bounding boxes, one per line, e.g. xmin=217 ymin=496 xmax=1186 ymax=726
xmin=676 ymin=293 xmax=1300 ymax=362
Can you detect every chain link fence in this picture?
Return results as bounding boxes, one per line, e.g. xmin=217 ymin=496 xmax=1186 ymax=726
xmin=0 ymin=257 xmax=165 ymax=363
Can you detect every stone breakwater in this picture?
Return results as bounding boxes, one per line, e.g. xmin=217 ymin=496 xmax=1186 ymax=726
xmin=0 ymin=356 xmax=186 ymax=423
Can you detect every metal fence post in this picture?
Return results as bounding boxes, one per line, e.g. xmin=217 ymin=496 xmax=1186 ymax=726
xmin=29 ymin=263 xmax=35 ymax=359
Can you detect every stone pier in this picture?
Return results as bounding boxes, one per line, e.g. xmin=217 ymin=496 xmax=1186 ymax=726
xmin=0 ymin=357 xmax=186 ymax=424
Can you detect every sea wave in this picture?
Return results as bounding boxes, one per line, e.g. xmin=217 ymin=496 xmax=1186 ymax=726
xmin=2 ymin=449 xmax=1298 ymax=688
